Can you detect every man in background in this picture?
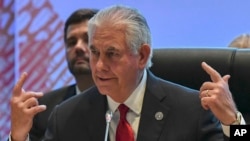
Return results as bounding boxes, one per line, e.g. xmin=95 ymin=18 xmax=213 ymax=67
xmin=228 ymin=33 xmax=250 ymax=48
xmin=10 ymin=8 xmax=97 ymax=141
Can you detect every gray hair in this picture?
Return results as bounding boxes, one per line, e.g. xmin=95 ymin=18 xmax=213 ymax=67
xmin=228 ymin=33 xmax=250 ymax=49
xmin=88 ymin=5 xmax=153 ymax=68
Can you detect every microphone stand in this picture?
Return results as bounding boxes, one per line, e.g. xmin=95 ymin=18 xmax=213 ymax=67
xmin=104 ymin=110 xmax=113 ymax=141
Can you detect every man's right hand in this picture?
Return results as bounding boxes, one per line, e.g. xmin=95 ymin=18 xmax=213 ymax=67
xmin=10 ymin=72 xmax=46 ymax=141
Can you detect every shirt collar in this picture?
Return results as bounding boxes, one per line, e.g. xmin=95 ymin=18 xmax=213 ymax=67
xmin=75 ymin=85 xmax=82 ymax=95
xmin=107 ymin=69 xmax=147 ymax=115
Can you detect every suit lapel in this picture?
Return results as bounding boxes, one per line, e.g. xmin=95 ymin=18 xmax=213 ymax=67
xmin=137 ymin=71 xmax=170 ymax=141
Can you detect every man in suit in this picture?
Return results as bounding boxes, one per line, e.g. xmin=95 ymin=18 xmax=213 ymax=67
xmin=9 ymin=9 xmax=97 ymax=141
xmin=10 ymin=5 xmax=244 ymax=141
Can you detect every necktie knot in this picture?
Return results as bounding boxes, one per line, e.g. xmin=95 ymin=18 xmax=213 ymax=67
xmin=118 ymin=104 xmax=129 ymax=120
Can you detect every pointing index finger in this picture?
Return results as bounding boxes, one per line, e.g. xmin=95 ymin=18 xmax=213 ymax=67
xmin=13 ymin=72 xmax=28 ymax=96
xmin=201 ymin=62 xmax=222 ymax=82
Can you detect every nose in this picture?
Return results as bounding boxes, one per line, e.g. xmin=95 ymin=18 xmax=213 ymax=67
xmin=75 ymin=40 xmax=89 ymax=56
xmin=95 ymin=56 xmax=109 ymax=72
xmin=75 ymin=40 xmax=88 ymax=52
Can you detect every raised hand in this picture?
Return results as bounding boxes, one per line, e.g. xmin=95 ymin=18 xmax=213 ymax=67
xmin=10 ymin=72 xmax=46 ymax=141
xmin=199 ymin=62 xmax=237 ymax=125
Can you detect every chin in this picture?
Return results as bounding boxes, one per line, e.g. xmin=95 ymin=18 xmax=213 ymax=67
xmin=73 ymin=67 xmax=91 ymax=74
xmin=96 ymin=86 xmax=111 ymax=95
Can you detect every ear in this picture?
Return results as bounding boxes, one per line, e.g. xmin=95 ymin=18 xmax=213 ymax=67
xmin=138 ymin=44 xmax=151 ymax=69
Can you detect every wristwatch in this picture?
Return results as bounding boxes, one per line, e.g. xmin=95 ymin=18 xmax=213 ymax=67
xmin=231 ymin=111 xmax=242 ymax=125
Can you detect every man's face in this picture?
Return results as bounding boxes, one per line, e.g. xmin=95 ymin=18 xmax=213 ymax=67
xmin=88 ymin=24 xmax=147 ymax=102
xmin=65 ymin=20 xmax=91 ymax=76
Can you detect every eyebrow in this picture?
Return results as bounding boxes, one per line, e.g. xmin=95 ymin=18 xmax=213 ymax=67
xmin=67 ymin=32 xmax=88 ymax=40
xmin=106 ymin=46 xmax=119 ymax=52
xmin=89 ymin=45 xmax=119 ymax=52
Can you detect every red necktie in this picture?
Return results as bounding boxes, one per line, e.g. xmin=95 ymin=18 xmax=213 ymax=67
xmin=116 ymin=104 xmax=135 ymax=141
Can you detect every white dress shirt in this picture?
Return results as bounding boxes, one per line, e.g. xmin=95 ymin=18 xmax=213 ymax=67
xmin=76 ymin=85 xmax=84 ymax=95
xmin=107 ymin=69 xmax=147 ymax=141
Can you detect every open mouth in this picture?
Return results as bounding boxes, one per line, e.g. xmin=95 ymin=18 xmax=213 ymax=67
xmin=99 ymin=77 xmax=110 ymax=81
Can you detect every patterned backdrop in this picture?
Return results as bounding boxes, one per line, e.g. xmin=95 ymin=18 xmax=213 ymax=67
xmin=0 ymin=0 xmax=74 ymax=140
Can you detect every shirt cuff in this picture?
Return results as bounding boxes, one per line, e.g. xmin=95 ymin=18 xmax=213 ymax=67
xmin=221 ymin=112 xmax=246 ymax=137
xmin=9 ymin=133 xmax=30 ymax=141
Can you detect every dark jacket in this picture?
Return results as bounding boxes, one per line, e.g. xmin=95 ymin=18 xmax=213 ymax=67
xmin=43 ymin=71 xmax=228 ymax=141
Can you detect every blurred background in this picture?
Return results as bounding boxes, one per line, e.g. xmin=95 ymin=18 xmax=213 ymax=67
xmin=1 ymin=0 xmax=250 ymax=140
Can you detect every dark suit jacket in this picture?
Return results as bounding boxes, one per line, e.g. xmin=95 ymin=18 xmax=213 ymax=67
xmin=30 ymin=84 xmax=76 ymax=141
xmin=43 ymin=71 xmax=228 ymax=141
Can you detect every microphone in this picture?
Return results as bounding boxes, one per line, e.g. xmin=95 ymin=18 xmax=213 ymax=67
xmin=104 ymin=110 xmax=113 ymax=141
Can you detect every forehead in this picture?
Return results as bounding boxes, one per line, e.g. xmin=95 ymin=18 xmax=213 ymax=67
xmin=90 ymin=24 xmax=126 ymax=42
xmin=66 ymin=21 xmax=88 ymax=37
